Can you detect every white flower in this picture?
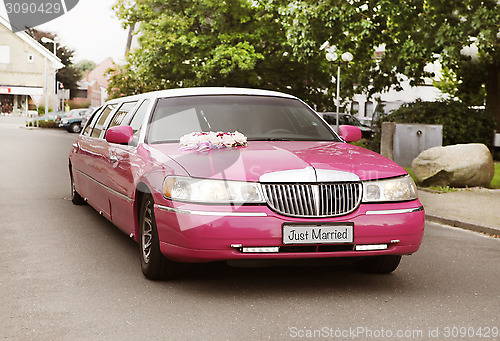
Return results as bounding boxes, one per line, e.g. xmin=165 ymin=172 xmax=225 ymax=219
xmin=179 ymin=131 xmax=247 ymax=151
xmin=222 ymin=134 xmax=235 ymax=147
xmin=208 ymin=132 xmax=223 ymax=146
xmin=233 ymin=131 xmax=247 ymax=145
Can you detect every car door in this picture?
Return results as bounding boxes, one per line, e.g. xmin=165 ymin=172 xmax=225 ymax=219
xmin=72 ymin=103 xmax=118 ymax=219
xmin=103 ymin=99 xmax=151 ymax=235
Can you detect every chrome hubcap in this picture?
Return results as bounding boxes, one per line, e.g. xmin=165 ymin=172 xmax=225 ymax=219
xmin=141 ymin=201 xmax=153 ymax=264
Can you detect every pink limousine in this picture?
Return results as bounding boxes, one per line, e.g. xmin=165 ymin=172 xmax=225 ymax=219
xmin=69 ymin=88 xmax=424 ymax=280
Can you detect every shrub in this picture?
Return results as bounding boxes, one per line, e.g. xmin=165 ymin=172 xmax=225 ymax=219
xmin=67 ymin=100 xmax=91 ymax=109
xmin=368 ymin=100 xmax=495 ymax=152
xmin=26 ymin=120 xmax=58 ymax=128
xmin=39 ymin=121 xmax=58 ymax=128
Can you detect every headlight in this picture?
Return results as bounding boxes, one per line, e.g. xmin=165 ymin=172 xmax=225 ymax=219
xmin=363 ymin=175 xmax=417 ymax=202
xmin=164 ymin=176 xmax=265 ymax=204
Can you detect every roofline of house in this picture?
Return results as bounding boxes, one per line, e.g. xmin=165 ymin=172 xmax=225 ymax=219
xmin=0 ymin=15 xmax=64 ymax=69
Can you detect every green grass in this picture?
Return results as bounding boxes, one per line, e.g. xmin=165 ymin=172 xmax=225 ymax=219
xmin=405 ymin=167 xmax=416 ymax=183
xmin=489 ymin=163 xmax=500 ymax=189
xmin=405 ymin=164 xmax=500 ymax=190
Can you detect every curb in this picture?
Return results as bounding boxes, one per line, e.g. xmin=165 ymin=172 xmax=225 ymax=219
xmin=425 ymin=214 xmax=500 ymax=237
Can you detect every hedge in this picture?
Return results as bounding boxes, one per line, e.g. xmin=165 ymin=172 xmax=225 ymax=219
xmin=368 ymin=100 xmax=495 ymax=152
xmin=26 ymin=120 xmax=59 ymax=128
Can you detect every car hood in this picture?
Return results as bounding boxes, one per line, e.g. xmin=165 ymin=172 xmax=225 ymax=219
xmin=149 ymin=141 xmax=406 ymax=182
xmin=358 ymin=125 xmax=374 ymax=132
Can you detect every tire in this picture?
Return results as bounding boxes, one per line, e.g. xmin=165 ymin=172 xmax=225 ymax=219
xmin=69 ymin=122 xmax=81 ymax=133
xmin=355 ymin=255 xmax=402 ymax=274
xmin=139 ymin=194 xmax=180 ymax=280
xmin=70 ymin=173 xmax=85 ymax=205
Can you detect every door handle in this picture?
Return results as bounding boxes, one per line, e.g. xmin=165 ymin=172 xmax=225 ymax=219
xmin=110 ymin=155 xmax=118 ymax=163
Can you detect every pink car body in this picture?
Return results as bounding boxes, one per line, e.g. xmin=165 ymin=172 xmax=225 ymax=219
xmin=69 ymin=88 xmax=424 ymax=278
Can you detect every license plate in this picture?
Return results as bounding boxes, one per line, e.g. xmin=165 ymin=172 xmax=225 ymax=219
xmin=282 ymin=223 xmax=354 ymax=245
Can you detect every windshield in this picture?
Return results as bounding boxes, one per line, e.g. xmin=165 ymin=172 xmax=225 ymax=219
xmin=147 ymin=95 xmax=340 ymax=143
xmin=322 ymin=113 xmax=362 ymax=126
xmin=67 ymin=110 xmax=87 ymax=118
xmin=344 ymin=114 xmax=362 ymax=126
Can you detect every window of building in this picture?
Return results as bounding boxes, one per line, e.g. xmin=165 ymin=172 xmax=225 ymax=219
xmin=27 ymin=54 xmax=34 ymax=63
xmin=351 ymin=101 xmax=360 ymax=115
xmin=365 ymin=101 xmax=374 ymax=118
xmin=0 ymin=46 xmax=10 ymax=64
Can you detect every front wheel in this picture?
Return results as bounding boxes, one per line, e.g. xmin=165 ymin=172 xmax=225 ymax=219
xmin=70 ymin=173 xmax=85 ymax=205
xmin=139 ymin=194 xmax=180 ymax=280
xmin=69 ymin=122 xmax=81 ymax=133
xmin=355 ymin=255 xmax=402 ymax=274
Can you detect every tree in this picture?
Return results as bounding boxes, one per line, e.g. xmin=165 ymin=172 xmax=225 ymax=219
xmin=280 ymin=0 xmax=500 ymax=129
xmin=427 ymin=0 xmax=500 ymax=129
xmin=110 ymin=0 xmax=333 ymax=108
xmin=27 ymin=29 xmax=81 ymax=99
xmin=111 ymin=0 xmax=500 ymax=131
xmin=75 ymin=59 xmax=97 ymax=77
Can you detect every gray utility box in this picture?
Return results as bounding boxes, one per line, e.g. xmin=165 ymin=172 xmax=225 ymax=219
xmin=494 ymin=133 xmax=500 ymax=148
xmin=381 ymin=122 xmax=443 ymax=167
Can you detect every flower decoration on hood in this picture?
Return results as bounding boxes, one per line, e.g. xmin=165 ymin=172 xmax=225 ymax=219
xmin=179 ymin=131 xmax=247 ymax=151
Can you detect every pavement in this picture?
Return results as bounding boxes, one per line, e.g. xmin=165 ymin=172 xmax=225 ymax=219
xmin=418 ymin=188 xmax=500 ymax=237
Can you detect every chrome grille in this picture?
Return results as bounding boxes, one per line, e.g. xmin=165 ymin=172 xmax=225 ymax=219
xmin=261 ymin=182 xmax=362 ymax=217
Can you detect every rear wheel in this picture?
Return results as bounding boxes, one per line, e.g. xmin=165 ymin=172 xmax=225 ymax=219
xmin=355 ymin=255 xmax=402 ymax=274
xmin=139 ymin=194 xmax=180 ymax=280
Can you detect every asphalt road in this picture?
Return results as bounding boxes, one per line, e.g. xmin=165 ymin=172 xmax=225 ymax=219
xmin=1 ymin=119 xmax=499 ymax=341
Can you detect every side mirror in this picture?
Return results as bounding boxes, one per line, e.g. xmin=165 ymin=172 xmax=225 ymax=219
xmin=106 ymin=125 xmax=134 ymax=145
xmin=339 ymin=125 xmax=362 ymax=142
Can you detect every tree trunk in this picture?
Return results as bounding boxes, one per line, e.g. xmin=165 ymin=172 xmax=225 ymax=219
xmin=486 ymin=63 xmax=500 ymax=132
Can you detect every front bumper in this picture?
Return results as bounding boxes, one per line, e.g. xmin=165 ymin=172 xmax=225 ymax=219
xmin=154 ymin=200 xmax=425 ymax=263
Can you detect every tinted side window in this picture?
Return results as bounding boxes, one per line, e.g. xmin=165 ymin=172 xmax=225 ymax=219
xmin=108 ymin=101 xmax=138 ymax=129
xmin=83 ymin=107 xmax=103 ymax=136
xmin=129 ymin=99 xmax=150 ymax=134
xmin=91 ymin=104 xmax=117 ymax=138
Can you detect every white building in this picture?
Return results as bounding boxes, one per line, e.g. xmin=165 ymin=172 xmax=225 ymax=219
xmin=0 ymin=16 xmax=64 ymax=115
xmin=350 ymin=58 xmax=447 ymax=125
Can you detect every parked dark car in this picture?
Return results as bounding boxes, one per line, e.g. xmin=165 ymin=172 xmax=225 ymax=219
xmin=320 ymin=112 xmax=375 ymax=139
xmin=59 ymin=108 xmax=93 ymax=133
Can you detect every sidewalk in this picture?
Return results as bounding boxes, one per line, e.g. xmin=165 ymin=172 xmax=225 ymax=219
xmin=418 ymin=188 xmax=500 ymax=236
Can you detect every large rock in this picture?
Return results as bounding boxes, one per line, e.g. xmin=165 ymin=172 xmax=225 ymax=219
xmin=412 ymin=144 xmax=494 ymax=187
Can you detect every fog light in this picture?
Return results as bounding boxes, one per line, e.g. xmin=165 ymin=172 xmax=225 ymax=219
xmin=355 ymin=244 xmax=388 ymax=251
xmin=242 ymin=247 xmax=280 ymax=253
